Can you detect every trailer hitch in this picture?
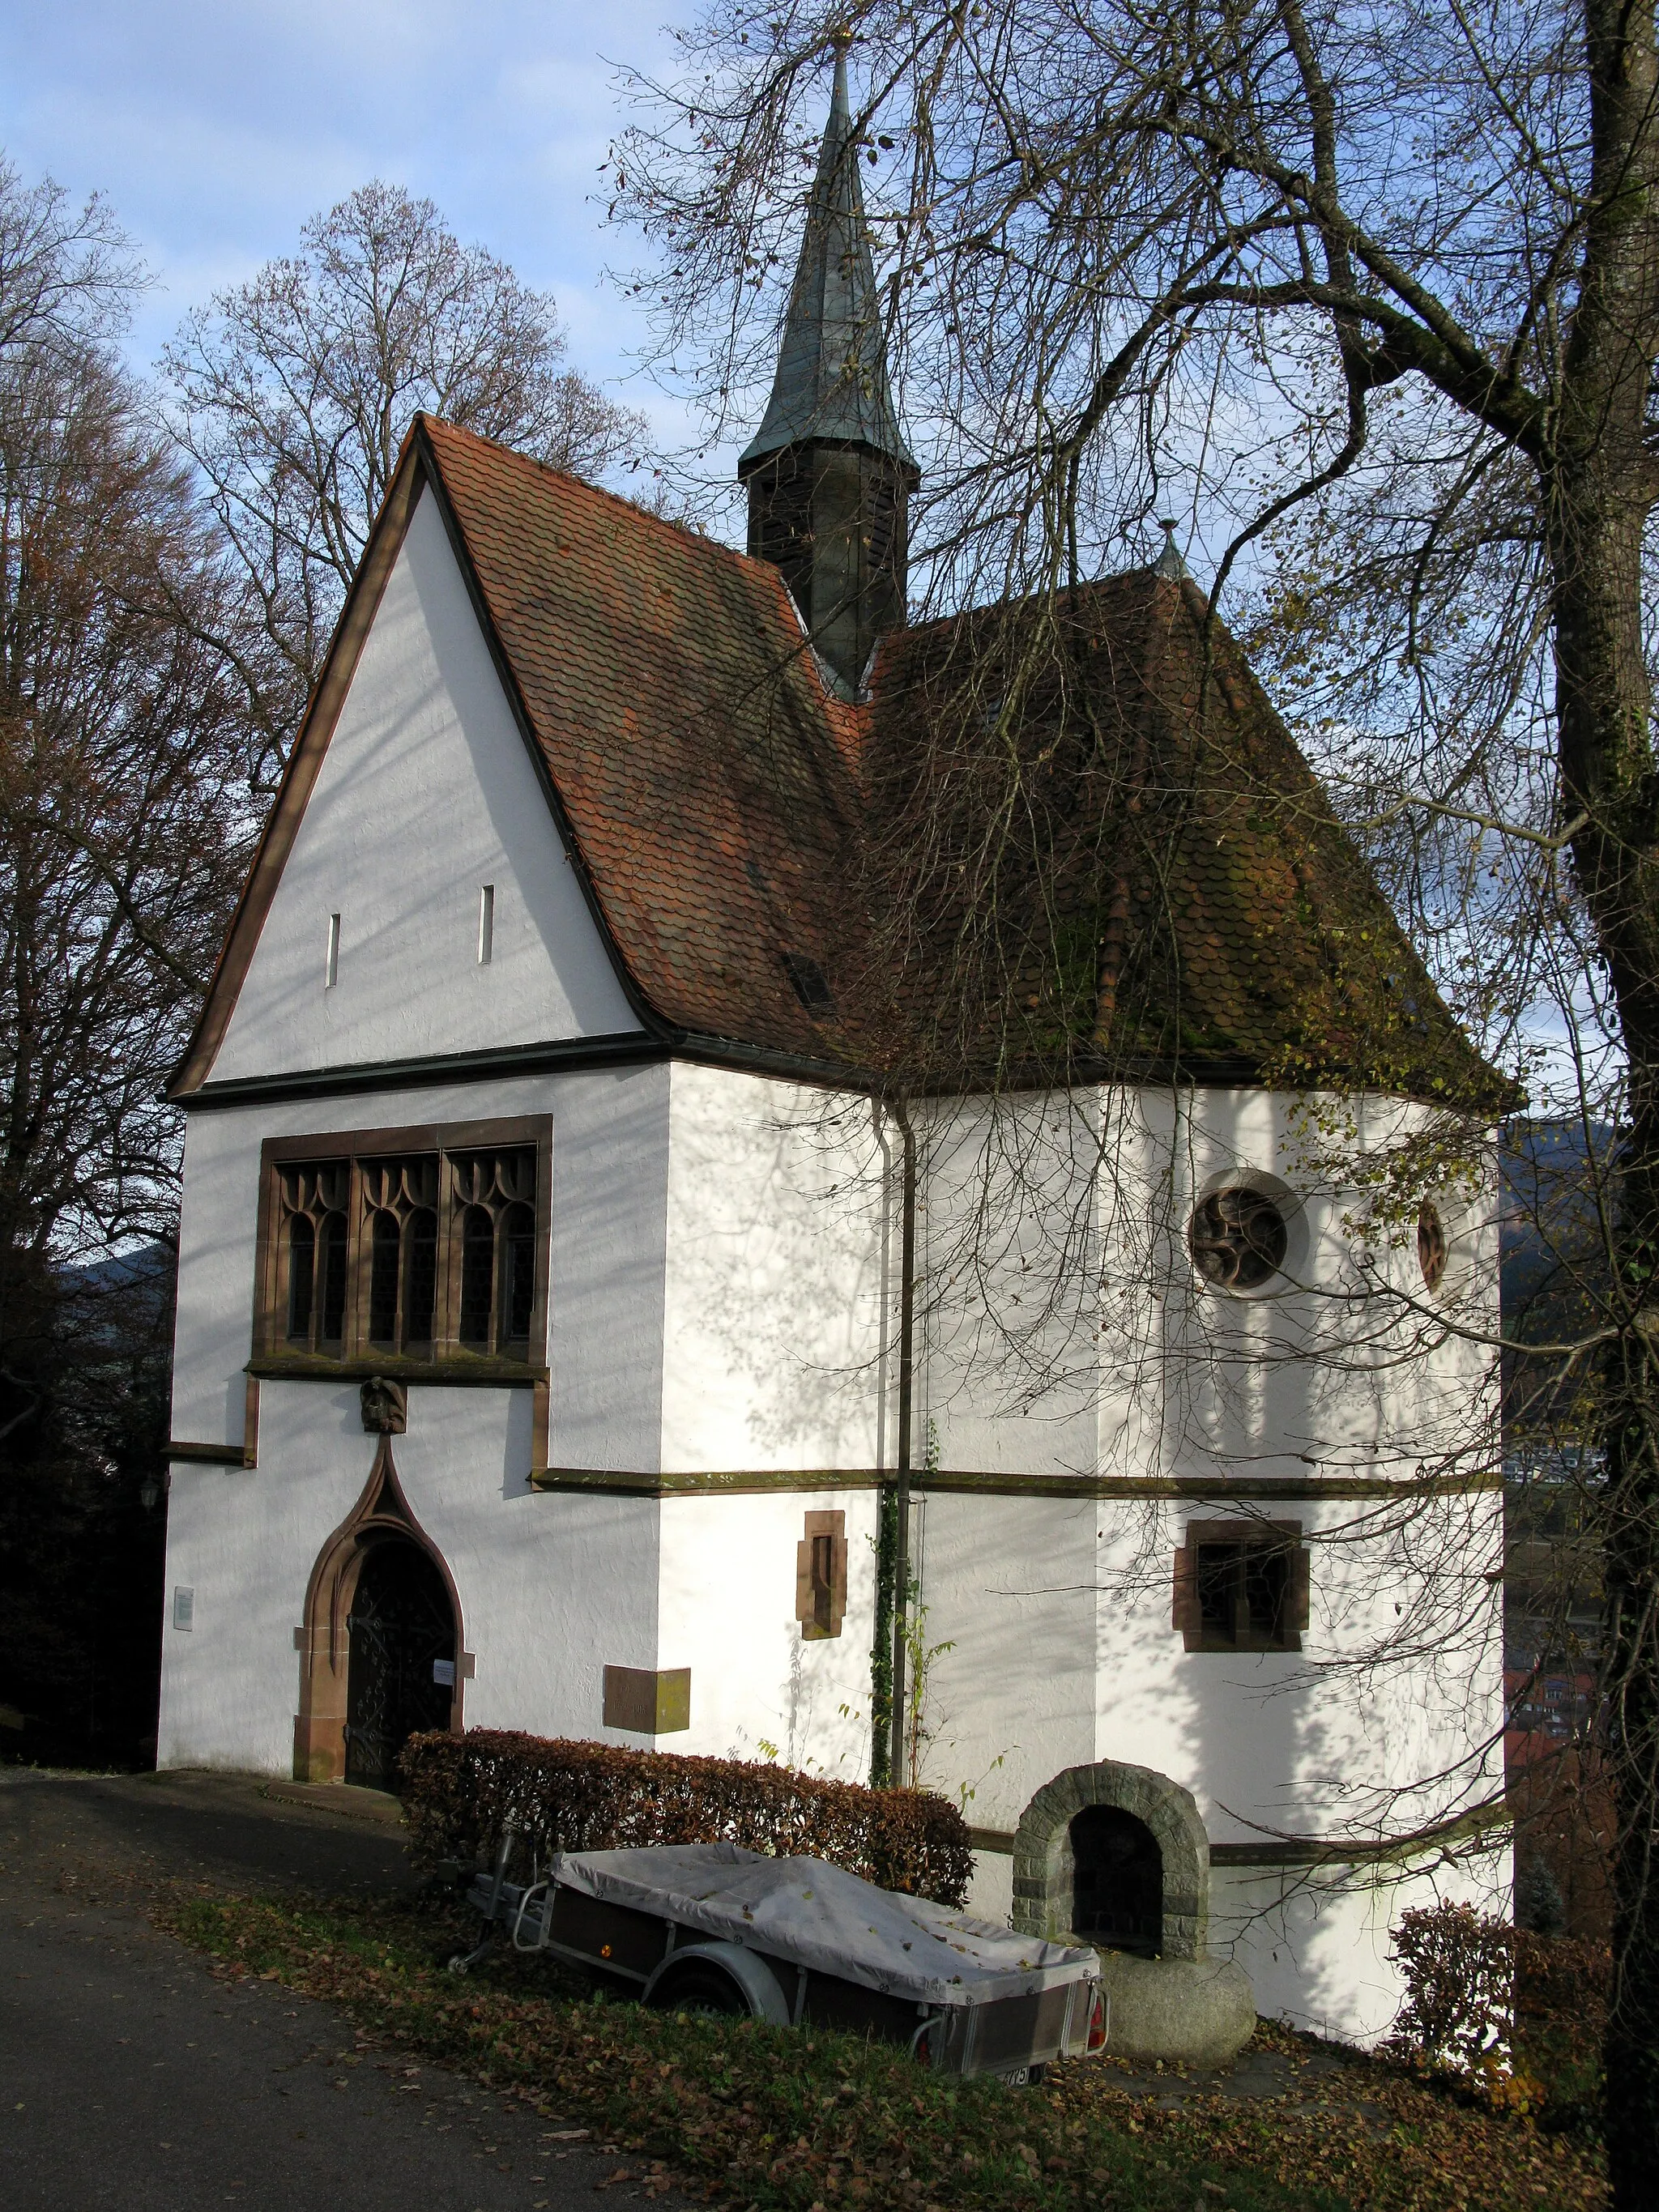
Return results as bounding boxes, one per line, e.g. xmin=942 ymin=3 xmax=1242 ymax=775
xmin=446 ymin=1818 xmax=515 ymax=1975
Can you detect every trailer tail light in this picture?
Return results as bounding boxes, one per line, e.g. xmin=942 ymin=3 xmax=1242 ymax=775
xmin=1086 ymin=1986 xmax=1107 ymax=2055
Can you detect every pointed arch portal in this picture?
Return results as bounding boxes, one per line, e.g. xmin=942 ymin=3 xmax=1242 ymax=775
xmin=293 ymin=1437 xmax=467 ymax=1786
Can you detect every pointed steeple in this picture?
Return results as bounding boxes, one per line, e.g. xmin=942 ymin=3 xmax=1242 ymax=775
xmin=1153 ymin=518 xmax=1190 ymax=580
xmin=740 ymin=48 xmax=915 ymax=475
xmin=739 ymin=45 xmax=919 ymax=697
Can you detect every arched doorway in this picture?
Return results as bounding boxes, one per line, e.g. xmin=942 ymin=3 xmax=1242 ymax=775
xmin=1012 ymin=1760 xmax=1211 ymax=1958
xmin=293 ymin=1430 xmax=467 ymax=1787
xmin=1069 ymin=1805 xmax=1162 ymax=1957
xmin=343 ymin=1537 xmax=456 ymax=1790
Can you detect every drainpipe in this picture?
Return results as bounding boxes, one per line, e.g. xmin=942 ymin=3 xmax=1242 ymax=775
xmin=889 ymin=1094 xmax=917 ymax=1789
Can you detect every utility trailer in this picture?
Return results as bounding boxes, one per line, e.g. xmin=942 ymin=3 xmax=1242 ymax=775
xmin=453 ymin=1838 xmax=1104 ymax=2085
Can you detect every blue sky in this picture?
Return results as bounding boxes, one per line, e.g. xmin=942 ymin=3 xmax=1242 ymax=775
xmin=0 ymin=2 xmax=706 ymax=449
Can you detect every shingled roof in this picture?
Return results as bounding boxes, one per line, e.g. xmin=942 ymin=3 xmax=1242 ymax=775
xmin=173 ymin=416 xmax=1503 ymax=1109
xmin=861 ymin=578 xmax=1505 ymax=1105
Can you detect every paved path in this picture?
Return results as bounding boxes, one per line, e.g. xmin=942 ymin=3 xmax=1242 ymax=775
xmin=0 ymin=1769 xmax=676 ymax=2212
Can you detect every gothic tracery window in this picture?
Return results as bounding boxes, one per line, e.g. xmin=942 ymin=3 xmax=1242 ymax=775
xmin=361 ymin=1155 xmax=440 ymax=1353
xmin=450 ymin=1149 xmax=537 ymax=1356
xmin=259 ymin=1124 xmax=546 ymax=1370
xmin=1188 ymin=1186 xmax=1290 ymax=1290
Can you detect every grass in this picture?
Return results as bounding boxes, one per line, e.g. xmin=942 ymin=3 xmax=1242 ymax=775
xmin=157 ymin=1887 xmax=1606 ymax=2212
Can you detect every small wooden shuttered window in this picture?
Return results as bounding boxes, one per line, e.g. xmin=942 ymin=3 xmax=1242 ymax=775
xmin=1173 ymin=1519 xmax=1310 ymax=1653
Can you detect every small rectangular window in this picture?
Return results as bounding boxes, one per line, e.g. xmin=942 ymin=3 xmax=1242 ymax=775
xmin=782 ymin=950 xmax=833 ymax=1011
xmin=1175 ymin=1520 xmax=1308 ymax=1652
xmin=326 ymin=911 xmax=341 ymax=988
xmin=478 ymin=884 xmax=495 ymax=965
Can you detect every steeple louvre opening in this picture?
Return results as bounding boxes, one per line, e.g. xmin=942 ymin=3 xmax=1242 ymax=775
xmin=738 ymin=48 xmax=918 ymax=697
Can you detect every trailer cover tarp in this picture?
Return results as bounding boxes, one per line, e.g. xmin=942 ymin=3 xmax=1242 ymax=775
xmin=554 ymin=1843 xmax=1099 ymax=2007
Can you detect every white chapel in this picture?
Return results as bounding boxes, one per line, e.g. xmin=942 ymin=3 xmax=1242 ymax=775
xmin=159 ymin=62 xmax=1508 ymax=2044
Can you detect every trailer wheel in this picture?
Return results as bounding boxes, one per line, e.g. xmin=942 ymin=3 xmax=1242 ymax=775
xmin=642 ymin=1941 xmax=792 ymax=2026
xmin=646 ymin=1960 xmax=750 ymax=2018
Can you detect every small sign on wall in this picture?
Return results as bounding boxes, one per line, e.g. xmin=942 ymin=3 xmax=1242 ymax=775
xmin=433 ymin=1659 xmax=456 ymax=1687
xmin=173 ymin=1588 xmax=194 ymax=1631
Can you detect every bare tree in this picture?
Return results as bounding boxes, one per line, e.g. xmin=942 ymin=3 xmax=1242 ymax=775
xmin=0 ymin=300 xmax=253 ymax=1438
xmin=164 ymin=181 xmax=651 ymax=773
xmin=0 ymin=154 xmax=143 ymax=360
xmin=614 ymin=3 xmax=1659 ymax=2181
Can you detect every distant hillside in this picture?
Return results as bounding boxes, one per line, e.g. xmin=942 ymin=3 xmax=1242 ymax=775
xmin=1500 ymin=1119 xmax=1613 ymax=1346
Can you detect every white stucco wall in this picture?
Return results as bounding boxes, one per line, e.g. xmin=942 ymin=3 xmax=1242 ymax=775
xmin=158 ymin=1375 xmax=665 ymax=1769
xmin=895 ymin=1081 xmax=1503 ymax=2044
xmin=649 ymin=1490 xmax=877 ymax=1781
xmin=660 ymin=1065 xmax=886 ymax=1474
xmin=161 ymin=1061 xmax=888 ymax=1778
xmin=915 ymin=1487 xmax=1505 ymax=1845
xmin=916 ymin=1085 xmax=1498 ymax=1486
xmin=168 ymin=1063 xmax=672 ymax=1455
xmin=162 ymin=1057 xmax=1503 ymax=2044
xmin=1211 ymin=1843 xmax=1511 ymax=2042
xmin=160 ymin=1063 xmax=675 ymax=1766
xmin=210 ymin=484 xmax=638 ymax=1084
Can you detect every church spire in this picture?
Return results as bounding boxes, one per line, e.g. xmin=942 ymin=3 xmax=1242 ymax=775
xmin=739 ymin=45 xmax=918 ymax=697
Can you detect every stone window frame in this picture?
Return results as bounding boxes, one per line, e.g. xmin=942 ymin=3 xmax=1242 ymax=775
xmin=1173 ymin=1517 xmax=1311 ymax=1654
xmin=1012 ymin=1761 xmax=1210 ymax=1961
xmin=795 ymin=1509 xmax=848 ymax=1639
xmin=252 ymin=1115 xmax=552 ymax=1383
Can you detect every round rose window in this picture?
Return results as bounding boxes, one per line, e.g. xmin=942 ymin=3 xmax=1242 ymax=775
xmin=1418 ymin=1202 xmax=1448 ymax=1293
xmin=1189 ymin=1187 xmax=1290 ymax=1290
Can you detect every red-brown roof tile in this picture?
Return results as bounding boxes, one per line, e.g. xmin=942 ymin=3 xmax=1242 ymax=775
xmin=176 ymin=416 xmax=1504 ymax=1107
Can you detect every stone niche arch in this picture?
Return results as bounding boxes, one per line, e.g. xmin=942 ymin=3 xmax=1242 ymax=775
xmin=292 ymin=1434 xmax=467 ymax=1784
xmin=1011 ymin=1760 xmax=1210 ymax=1960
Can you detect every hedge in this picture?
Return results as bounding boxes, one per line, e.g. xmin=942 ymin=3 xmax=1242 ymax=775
xmin=399 ymin=1728 xmax=974 ymax=1908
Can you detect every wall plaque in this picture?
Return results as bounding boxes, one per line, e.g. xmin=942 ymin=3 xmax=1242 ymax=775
xmin=602 ymin=1664 xmax=691 ymax=1736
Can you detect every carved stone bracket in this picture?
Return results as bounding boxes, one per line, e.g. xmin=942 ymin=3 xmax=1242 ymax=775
xmin=360 ymin=1375 xmax=407 ymax=1434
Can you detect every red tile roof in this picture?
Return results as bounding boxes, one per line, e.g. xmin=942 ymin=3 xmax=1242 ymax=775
xmin=859 ymin=577 xmax=1505 ymax=1104
xmin=175 ymin=416 xmax=1505 ymax=1107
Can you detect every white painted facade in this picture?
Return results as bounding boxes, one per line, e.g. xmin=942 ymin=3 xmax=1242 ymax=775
xmin=160 ymin=459 xmax=1507 ymax=2050
xmin=210 ymin=486 xmax=638 ymax=1084
xmin=162 ymin=1063 xmax=883 ymax=1781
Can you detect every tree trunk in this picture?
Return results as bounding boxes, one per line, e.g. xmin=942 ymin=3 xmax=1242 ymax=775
xmin=1550 ymin=453 xmax=1659 ymax=2211
xmin=1546 ymin=8 xmax=1659 ymax=2188
xmin=1556 ymin=526 xmax=1659 ymax=2188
